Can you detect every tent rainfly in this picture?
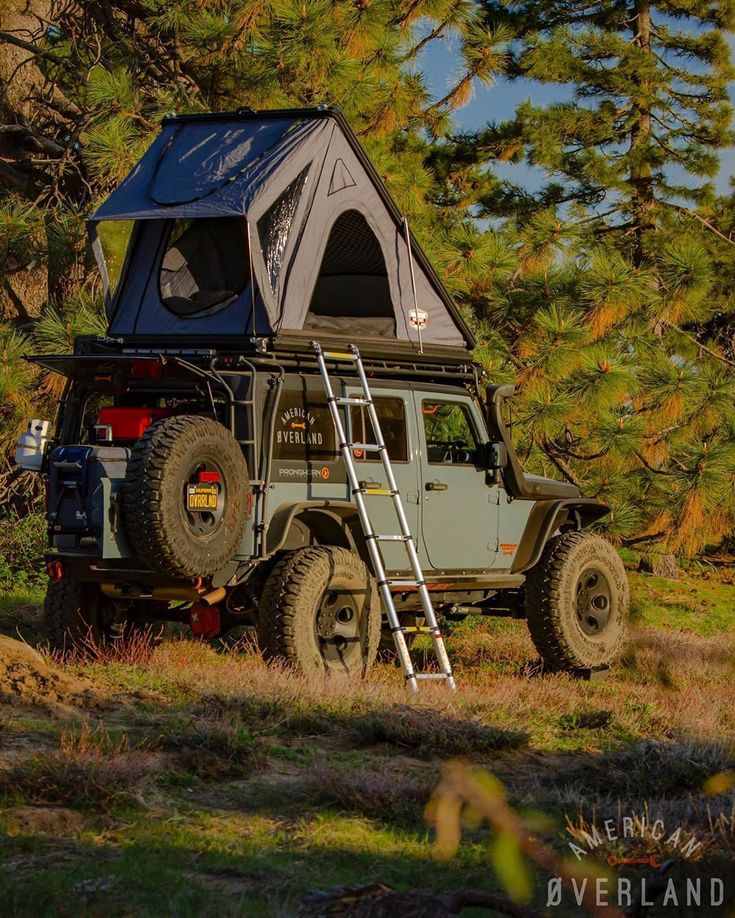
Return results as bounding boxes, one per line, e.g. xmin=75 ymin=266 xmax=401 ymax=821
xmin=90 ymin=108 xmax=474 ymax=354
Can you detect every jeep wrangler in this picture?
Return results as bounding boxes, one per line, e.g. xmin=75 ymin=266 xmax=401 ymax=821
xmin=18 ymin=107 xmax=628 ymax=678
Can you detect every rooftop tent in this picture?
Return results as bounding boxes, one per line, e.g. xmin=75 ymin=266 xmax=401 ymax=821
xmin=90 ymin=108 xmax=474 ymax=352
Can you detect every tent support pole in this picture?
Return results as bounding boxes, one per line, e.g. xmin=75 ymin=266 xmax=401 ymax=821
xmin=247 ymin=218 xmax=257 ymax=339
xmin=403 ymin=217 xmax=423 ymax=355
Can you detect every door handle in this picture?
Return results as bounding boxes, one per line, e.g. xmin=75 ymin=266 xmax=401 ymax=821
xmin=425 ymin=481 xmax=448 ymax=491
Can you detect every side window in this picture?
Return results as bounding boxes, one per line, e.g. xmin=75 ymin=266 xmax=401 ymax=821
xmin=349 ymin=397 xmax=408 ymax=462
xmin=422 ymin=399 xmax=479 ymax=465
xmin=159 ymin=217 xmax=250 ymax=317
xmin=273 ymin=388 xmax=336 ymax=462
xmin=257 ymin=166 xmax=310 ymax=293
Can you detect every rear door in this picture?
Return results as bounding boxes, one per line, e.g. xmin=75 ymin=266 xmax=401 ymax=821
xmin=345 ymin=386 xmax=421 ymax=573
xmin=415 ymin=392 xmax=500 ymax=572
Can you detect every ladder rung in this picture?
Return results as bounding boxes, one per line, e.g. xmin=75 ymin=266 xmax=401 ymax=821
xmin=372 ymin=534 xmax=410 ymax=541
xmin=334 ymin=396 xmax=370 ymax=405
xmin=361 ymin=488 xmax=394 ymax=496
xmin=414 ymin=673 xmax=451 ymax=681
xmin=385 ymin=579 xmax=422 ymax=587
xmin=400 ymin=626 xmax=438 ymax=634
xmin=323 ymin=351 xmax=357 ymax=360
xmin=349 ymin=443 xmax=382 ymax=451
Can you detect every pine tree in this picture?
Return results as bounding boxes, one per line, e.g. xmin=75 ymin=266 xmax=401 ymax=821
xmin=477 ymin=0 xmax=735 ymax=260
xmin=424 ymin=0 xmax=735 ymax=557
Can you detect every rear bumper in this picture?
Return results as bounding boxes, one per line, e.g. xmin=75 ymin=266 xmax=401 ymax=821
xmin=46 ymin=552 xmax=195 ymax=595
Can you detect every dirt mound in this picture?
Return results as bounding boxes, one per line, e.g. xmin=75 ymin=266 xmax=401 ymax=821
xmin=0 ymin=636 xmax=98 ymax=708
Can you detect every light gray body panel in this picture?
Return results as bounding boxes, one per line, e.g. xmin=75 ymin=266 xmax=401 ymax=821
xmin=256 ymin=378 xmax=536 ymax=576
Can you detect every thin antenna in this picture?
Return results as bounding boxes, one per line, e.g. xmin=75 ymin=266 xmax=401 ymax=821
xmin=403 ymin=217 xmax=423 ymax=355
xmin=246 ymin=218 xmax=257 ymax=338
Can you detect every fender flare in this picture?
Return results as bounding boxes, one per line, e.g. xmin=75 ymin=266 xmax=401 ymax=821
xmin=266 ymin=500 xmax=363 ymax=556
xmin=511 ymin=498 xmax=610 ymax=574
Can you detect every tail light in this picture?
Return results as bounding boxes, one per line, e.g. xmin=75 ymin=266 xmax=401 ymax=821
xmin=46 ymin=559 xmax=65 ymax=581
xmin=197 ymin=471 xmax=220 ymax=483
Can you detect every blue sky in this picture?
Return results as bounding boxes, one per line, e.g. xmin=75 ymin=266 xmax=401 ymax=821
xmin=422 ymin=34 xmax=735 ymax=197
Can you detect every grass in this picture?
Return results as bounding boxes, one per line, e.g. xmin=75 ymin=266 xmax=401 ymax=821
xmin=0 ymin=566 xmax=733 ymax=915
xmin=628 ymin=569 xmax=735 ymax=636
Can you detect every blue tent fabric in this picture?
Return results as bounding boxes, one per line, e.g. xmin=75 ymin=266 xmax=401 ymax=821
xmin=92 ymin=116 xmax=318 ymax=221
xmin=151 ymin=119 xmax=296 ymax=205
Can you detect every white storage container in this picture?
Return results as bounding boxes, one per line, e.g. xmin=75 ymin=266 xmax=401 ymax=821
xmin=15 ymin=419 xmax=51 ymax=472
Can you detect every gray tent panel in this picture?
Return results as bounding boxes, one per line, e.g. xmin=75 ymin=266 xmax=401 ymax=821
xmin=328 ymin=158 xmax=356 ymax=195
xmin=279 ymin=128 xmax=465 ymax=347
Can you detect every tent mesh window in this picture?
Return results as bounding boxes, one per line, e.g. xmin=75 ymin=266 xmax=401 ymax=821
xmin=257 ymin=167 xmax=309 ymax=293
xmin=306 ymin=209 xmax=396 ymax=337
xmin=159 ymin=217 xmax=251 ymax=317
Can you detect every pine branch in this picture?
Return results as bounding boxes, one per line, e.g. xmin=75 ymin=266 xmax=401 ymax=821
xmin=0 ymin=161 xmax=39 ymax=195
xmin=665 ymin=202 xmax=735 ymax=249
xmin=661 ymin=318 xmax=735 ymax=370
xmin=0 ymin=124 xmax=65 ymax=156
xmin=403 ymin=15 xmax=453 ymax=61
xmin=633 ymin=450 xmax=676 ymax=476
xmin=540 ymin=441 xmax=584 ymax=489
xmin=621 ymin=531 xmax=666 ymax=546
xmin=0 ymin=31 xmax=65 ymax=64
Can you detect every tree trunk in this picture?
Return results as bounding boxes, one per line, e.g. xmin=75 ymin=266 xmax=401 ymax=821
xmin=629 ymin=0 xmax=655 ymax=266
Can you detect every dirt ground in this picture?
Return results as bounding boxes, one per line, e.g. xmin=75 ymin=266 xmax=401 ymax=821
xmin=0 ymin=570 xmax=733 ymax=916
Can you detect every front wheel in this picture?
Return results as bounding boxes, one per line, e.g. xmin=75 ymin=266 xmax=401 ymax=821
xmin=524 ymin=532 xmax=629 ymax=671
xmin=257 ymin=547 xmax=381 ymax=677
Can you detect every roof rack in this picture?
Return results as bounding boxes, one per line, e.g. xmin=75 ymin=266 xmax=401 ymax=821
xmin=73 ymin=334 xmax=482 ymax=386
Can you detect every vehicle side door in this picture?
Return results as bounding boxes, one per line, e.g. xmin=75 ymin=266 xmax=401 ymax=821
xmin=414 ymin=392 xmax=500 ymax=572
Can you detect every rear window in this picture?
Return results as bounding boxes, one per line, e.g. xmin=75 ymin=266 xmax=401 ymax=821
xmin=273 ymin=388 xmax=336 ymax=461
xmin=349 ymin=397 xmax=408 ymax=462
xmin=159 ymin=217 xmax=251 ymax=317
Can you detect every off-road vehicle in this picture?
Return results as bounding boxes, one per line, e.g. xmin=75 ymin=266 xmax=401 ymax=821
xmin=18 ymin=108 xmax=629 ymax=680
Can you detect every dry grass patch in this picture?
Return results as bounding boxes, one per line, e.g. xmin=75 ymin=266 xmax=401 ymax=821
xmin=350 ymin=705 xmax=527 ymax=758
xmin=0 ymin=721 xmax=160 ymax=810
xmin=159 ymin=715 xmax=261 ymax=779
xmin=298 ymin=760 xmax=437 ymax=824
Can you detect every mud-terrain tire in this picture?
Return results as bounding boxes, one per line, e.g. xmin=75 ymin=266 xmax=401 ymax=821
xmin=257 ymin=547 xmax=381 ymax=677
xmin=123 ymin=415 xmax=249 ymax=578
xmin=44 ymin=579 xmax=120 ymax=652
xmin=525 ymin=532 xmax=629 ymax=671
xmin=44 ymin=580 xmax=163 ymax=653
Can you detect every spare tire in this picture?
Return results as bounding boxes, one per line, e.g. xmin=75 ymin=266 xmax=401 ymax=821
xmin=123 ymin=415 xmax=249 ymax=578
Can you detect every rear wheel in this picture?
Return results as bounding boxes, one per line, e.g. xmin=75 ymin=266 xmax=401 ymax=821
xmin=44 ymin=580 xmax=163 ymax=653
xmin=44 ymin=579 xmax=121 ymax=653
xmin=257 ymin=547 xmax=381 ymax=677
xmin=524 ymin=532 xmax=629 ymax=671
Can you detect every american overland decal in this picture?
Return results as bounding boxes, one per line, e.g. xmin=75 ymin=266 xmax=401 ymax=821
xmin=276 ymin=405 xmax=324 ymax=450
xmin=545 ymin=810 xmax=727 ymax=911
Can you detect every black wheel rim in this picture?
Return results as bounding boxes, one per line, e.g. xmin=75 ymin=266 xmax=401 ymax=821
xmin=575 ymin=566 xmax=612 ymax=636
xmin=315 ymin=589 xmax=361 ymax=664
xmin=182 ymin=458 xmax=225 ymax=539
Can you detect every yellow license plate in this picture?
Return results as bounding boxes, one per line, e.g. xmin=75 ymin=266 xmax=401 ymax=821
xmin=186 ymin=484 xmax=218 ymax=511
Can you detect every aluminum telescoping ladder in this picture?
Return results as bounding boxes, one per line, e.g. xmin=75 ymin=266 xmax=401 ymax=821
xmin=313 ymin=342 xmax=456 ymax=693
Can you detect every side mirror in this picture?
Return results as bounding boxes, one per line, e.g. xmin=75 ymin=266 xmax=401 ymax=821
xmin=486 ymin=442 xmax=508 ymax=470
